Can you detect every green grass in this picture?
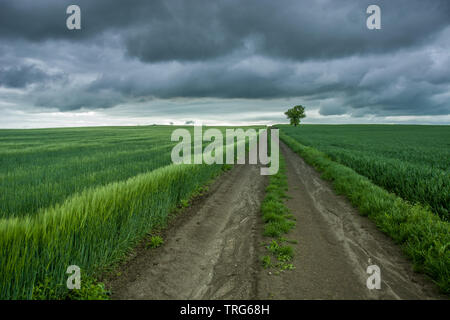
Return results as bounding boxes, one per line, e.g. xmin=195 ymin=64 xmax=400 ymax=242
xmin=278 ymin=130 xmax=450 ymax=293
xmin=278 ymin=125 xmax=450 ymax=220
xmin=32 ymin=276 xmax=110 ymax=300
xmin=261 ymin=255 xmax=272 ymax=269
xmin=147 ymin=235 xmax=164 ymax=249
xmin=267 ymin=240 xmax=294 ymax=262
xmin=260 ymin=152 xmax=296 ymax=271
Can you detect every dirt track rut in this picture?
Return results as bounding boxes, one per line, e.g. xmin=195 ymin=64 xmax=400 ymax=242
xmin=109 ymin=143 xmax=445 ymax=300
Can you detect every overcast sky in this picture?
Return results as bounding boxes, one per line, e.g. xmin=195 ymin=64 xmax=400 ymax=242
xmin=0 ymin=0 xmax=449 ymax=128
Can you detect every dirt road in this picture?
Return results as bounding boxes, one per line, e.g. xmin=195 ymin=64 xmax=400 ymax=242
xmin=109 ymin=143 xmax=445 ymax=300
xmin=110 ymin=164 xmax=266 ymax=299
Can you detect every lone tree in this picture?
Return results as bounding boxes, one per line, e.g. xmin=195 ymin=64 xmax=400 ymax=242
xmin=285 ymin=105 xmax=306 ymax=126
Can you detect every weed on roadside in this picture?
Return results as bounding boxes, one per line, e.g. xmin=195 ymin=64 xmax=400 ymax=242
xmin=261 ymin=255 xmax=272 ymax=269
xmin=147 ymin=235 xmax=164 ymax=249
xmin=32 ymin=276 xmax=110 ymax=300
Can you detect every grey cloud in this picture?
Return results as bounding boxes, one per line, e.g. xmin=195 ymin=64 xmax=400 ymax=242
xmin=0 ymin=64 xmax=64 ymax=88
xmin=14 ymin=32 xmax=449 ymax=117
xmin=33 ymin=87 xmax=125 ymax=111
xmin=1 ymin=0 xmax=450 ymax=62
xmin=123 ymin=0 xmax=450 ymax=62
xmin=0 ymin=0 xmax=169 ymax=41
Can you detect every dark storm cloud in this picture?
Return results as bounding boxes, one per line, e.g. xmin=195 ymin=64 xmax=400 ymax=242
xmin=0 ymin=64 xmax=64 ymax=88
xmin=33 ymin=88 xmax=124 ymax=111
xmin=2 ymin=0 xmax=450 ymax=61
xmin=0 ymin=0 xmax=170 ymax=41
xmin=0 ymin=0 xmax=449 ymax=121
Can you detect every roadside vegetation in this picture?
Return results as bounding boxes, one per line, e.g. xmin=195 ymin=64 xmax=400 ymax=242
xmin=32 ymin=276 xmax=110 ymax=300
xmin=147 ymin=235 xmax=164 ymax=249
xmin=278 ymin=128 xmax=450 ymax=293
xmin=260 ymin=154 xmax=296 ymax=273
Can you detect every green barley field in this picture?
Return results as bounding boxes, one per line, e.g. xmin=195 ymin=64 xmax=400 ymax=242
xmin=278 ymin=125 xmax=450 ymax=221
xmin=0 ymin=125 xmax=256 ymax=299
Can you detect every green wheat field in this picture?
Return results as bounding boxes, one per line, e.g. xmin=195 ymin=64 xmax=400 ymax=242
xmin=0 ymin=125 xmax=449 ymax=298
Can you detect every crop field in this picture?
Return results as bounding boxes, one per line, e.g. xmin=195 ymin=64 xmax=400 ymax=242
xmin=278 ymin=125 xmax=450 ymax=221
xmin=0 ymin=126 xmax=178 ymax=219
xmin=0 ymin=125 xmax=257 ymax=299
